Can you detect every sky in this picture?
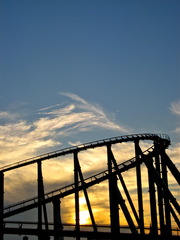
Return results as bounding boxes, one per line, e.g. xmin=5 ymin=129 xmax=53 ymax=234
xmin=0 ymin=0 xmax=180 ymax=239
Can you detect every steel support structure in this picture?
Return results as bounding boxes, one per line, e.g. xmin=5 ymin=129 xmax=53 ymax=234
xmin=107 ymin=144 xmax=120 ymax=239
xmin=134 ymin=140 xmax=144 ymax=235
xmin=0 ymin=172 xmax=4 ymax=240
xmin=154 ymin=146 xmax=165 ymax=235
xmin=147 ymin=155 xmax=158 ymax=236
xmin=53 ymin=198 xmax=63 ymax=240
xmin=74 ymin=151 xmax=80 ymax=240
xmin=37 ymin=161 xmax=50 ymax=240
xmin=37 ymin=161 xmax=42 ymax=236
xmin=115 ymin=187 xmax=138 ymax=236
xmin=107 ymin=144 xmax=138 ymax=238
xmin=143 ymin=149 xmax=180 ymax=237
xmin=162 ymin=152 xmax=180 ymax=185
xmin=74 ymin=151 xmax=97 ymax=240
xmin=3 ymin=227 xmax=180 ymax=239
xmin=1 ymin=133 xmax=179 ymax=239
xmin=75 ymin=162 xmax=97 ymax=233
xmin=144 ymin=153 xmax=180 ymax=216
xmin=108 ymin=145 xmax=140 ymax=231
xmin=169 ymin=204 xmax=180 ymax=229
xmin=161 ymin=151 xmax=172 ymax=237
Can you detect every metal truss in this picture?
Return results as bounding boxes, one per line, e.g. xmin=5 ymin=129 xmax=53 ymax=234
xmin=0 ymin=133 xmax=179 ymax=240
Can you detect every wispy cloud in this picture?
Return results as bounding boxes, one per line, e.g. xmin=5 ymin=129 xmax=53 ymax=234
xmin=0 ymin=111 xmax=17 ymax=120
xmin=60 ymin=92 xmax=129 ymax=133
xmin=174 ymin=127 xmax=180 ymax=134
xmin=171 ymin=100 xmax=180 ymax=116
xmin=170 ymin=100 xmax=180 ymax=133
xmin=0 ymin=93 xmax=129 ymax=164
xmin=167 ymin=143 xmax=180 ymax=170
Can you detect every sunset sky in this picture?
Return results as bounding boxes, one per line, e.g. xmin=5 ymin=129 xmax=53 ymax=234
xmin=0 ymin=1 xmax=180 ymax=239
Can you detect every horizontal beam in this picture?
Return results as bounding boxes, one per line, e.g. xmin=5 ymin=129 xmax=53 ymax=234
xmin=3 ymin=228 xmax=180 ymax=239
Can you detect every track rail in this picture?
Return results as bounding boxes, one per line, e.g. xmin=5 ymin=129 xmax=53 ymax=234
xmin=0 ymin=133 xmax=170 ymax=173
xmin=3 ymin=142 xmax=164 ymax=218
xmin=2 ymin=134 xmax=170 ymax=217
xmin=2 ymin=133 xmax=179 ymax=240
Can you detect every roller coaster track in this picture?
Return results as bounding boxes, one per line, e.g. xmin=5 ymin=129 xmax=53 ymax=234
xmin=0 ymin=133 xmax=170 ymax=173
xmin=3 ymin=144 xmax=156 ymax=218
xmin=1 ymin=133 xmax=180 ymax=240
xmin=2 ymin=133 xmax=170 ymax=216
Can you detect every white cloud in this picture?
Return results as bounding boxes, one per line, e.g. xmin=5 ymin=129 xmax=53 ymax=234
xmin=174 ymin=127 xmax=180 ymax=133
xmin=167 ymin=143 xmax=180 ymax=170
xmin=0 ymin=93 xmax=130 ymax=164
xmin=60 ymin=92 xmax=130 ymax=133
xmin=171 ymin=100 xmax=180 ymax=116
xmin=170 ymin=100 xmax=180 ymax=135
xmin=0 ymin=111 xmax=17 ymax=120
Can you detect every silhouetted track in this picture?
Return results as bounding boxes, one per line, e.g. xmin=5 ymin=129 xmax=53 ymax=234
xmin=3 ymin=145 xmax=155 ymax=218
xmin=3 ymin=134 xmax=169 ymax=216
xmin=1 ymin=133 xmax=179 ymax=240
xmin=0 ymin=133 xmax=170 ymax=172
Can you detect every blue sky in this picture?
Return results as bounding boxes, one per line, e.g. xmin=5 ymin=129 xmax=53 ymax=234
xmin=0 ymin=1 xmax=180 ymax=239
xmin=1 ymin=0 xmax=179 ymax=145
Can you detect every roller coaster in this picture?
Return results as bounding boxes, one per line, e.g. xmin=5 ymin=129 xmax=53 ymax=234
xmin=0 ymin=133 xmax=179 ymax=240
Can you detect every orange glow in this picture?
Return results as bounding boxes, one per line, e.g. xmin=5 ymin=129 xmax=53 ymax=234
xmin=80 ymin=210 xmax=90 ymax=224
xmin=79 ymin=197 xmax=90 ymax=224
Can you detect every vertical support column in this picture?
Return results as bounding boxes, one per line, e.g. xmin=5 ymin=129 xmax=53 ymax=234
xmin=161 ymin=151 xmax=171 ymax=236
xmin=77 ymin=162 xmax=97 ymax=232
xmin=108 ymin=146 xmax=137 ymax=235
xmin=107 ymin=144 xmax=120 ymax=239
xmin=74 ymin=151 xmax=80 ymax=240
xmin=134 ymin=140 xmax=144 ymax=235
xmin=154 ymin=147 xmax=165 ymax=235
xmin=53 ymin=198 xmax=63 ymax=240
xmin=37 ymin=161 xmax=43 ymax=239
xmin=37 ymin=161 xmax=50 ymax=240
xmin=148 ymin=156 xmax=158 ymax=236
xmin=0 ymin=172 xmax=4 ymax=240
xmin=111 ymin=151 xmax=140 ymax=227
xmin=163 ymin=152 xmax=180 ymax=185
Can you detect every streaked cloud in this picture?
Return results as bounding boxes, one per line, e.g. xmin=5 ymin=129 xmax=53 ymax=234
xmin=0 ymin=111 xmax=17 ymax=120
xmin=171 ymin=100 xmax=180 ymax=116
xmin=61 ymin=92 xmax=130 ymax=133
xmin=167 ymin=143 xmax=180 ymax=170
xmin=0 ymin=93 xmax=130 ymax=164
xmin=173 ymin=127 xmax=180 ymax=134
xmin=170 ymin=100 xmax=180 ymax=134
